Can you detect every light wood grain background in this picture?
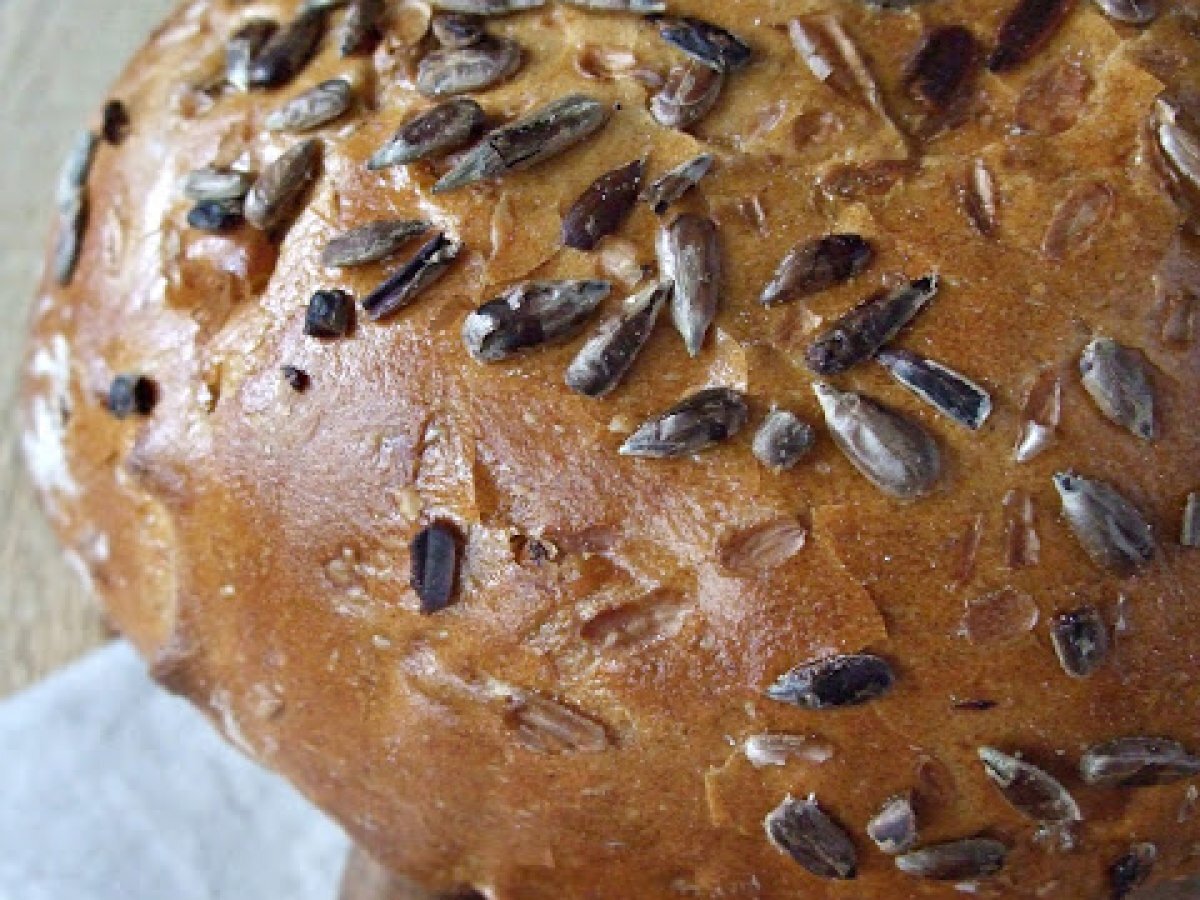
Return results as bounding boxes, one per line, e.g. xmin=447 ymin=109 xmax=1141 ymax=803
xmin=0 ymin=0 xmax=177 ymax=697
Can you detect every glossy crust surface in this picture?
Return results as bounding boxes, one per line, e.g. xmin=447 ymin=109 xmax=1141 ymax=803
xmin=20 ymin=0 xmax=1200 ymax=896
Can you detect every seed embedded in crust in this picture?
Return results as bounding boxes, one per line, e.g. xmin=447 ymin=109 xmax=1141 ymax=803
xmin=108 ymin=374 xmax=158 ymax=419
xmin=876 ymin=348 xmax=993 ymax=431
xmin=867 ymin=795 xmax=918 ymax=855
xmin=265 ymin=78 xmax=354 ymax=133
xmin=1053 ymin=472 xmax=1155 ymax=576
xmin=431 ymin=0 xmax=544 ymax=13
xmin=360 ymin=232 xmax=463 ymax=321
xmin=760 ymin=234 xmax=874 ymax=307
xmin=805 ymin=276 xmax=939 ymax=375
xmin=368 ymin=97 xmax=486 ymax=170
xmin=340 ymin=0 xmax=386 ymax=56
xmin=620 ymin=387 xmax=749 ymax=459
xmin=752 ymin=410 xmax=816 ymax=470
xmin=565 ymin=281 xmax=669 ymax=397
xmin=1110 ymin=843 xmax=1158 ymax=899
xmin=1092 ymin=0 xmax=1157 ymax=25
xmin=187 ymin=198 xmax=244 ymax=232
xmin=411 ymin=521 xmax=461 ymax=615
xmin=1079 ymin=337 xmax=1156 ymax=441
xmin=895 ymin=839 xmax=1008 ymax=881
xmin=1050 ymin=605 xmax=1109 ymax=679
xmin=651 ymin=61 xmax=724 ymax=130
xmin=961 ymin=158 xmax=998 ymax=236
xmin=226 ymin=18 xmax=278 ymax=92
xmin=304 ymin=289 xmax=355 ymax=338
xmin=1182 ymin=492 xmax=1200 ymax=547
xmin=247 ymin=10 xmax=327 ymax=89
xmin=978 ymin=747 xmax=1082 ymax=823
xmin=641 ymin=154 xmax=714 ymax=216
xmin=281 ymin=365 xmax=310 ymax=392
xmin=906 ymin=26 xmax=981 ymax=109
xmin=657 ymin=16 xmax=752 ymax=73
xmin=719 ymin=518 xmax=808 ymax=573
xmin=244 ymin=139 xmax=322 ymax=233
xmin=321 ymin=219 xmax=431 ymax=268
xmin=988 ymin=0 xmax=1075 ymax=73
xmin=183 ymin=167 xmax=256 ymax=202
xmin=657 ymin=213 xmax=721 ymax=357
xmin=764 ymin=795 xmax=858 ymax=880
xmin=563 ymin=0 xmax=666 ymax=11
xmin=432 ymin=12 xmax=486 ymax=48
xmin=1080 ymin=737 xmax=1200 ymax=787
xmin=463 ymin=280 xmax=611 ymax=362
xmin=416 ymin=37 xmax=523 ymax=97
xmin=53 ymin=131 xmax=97 ymax=285
xmin=562 ymin=159 xmax=646 ymax=252
xmin=766 ymin=653 xmax=895 ymax=710
xmin=101 ymin=99 xmax=130 ymax=144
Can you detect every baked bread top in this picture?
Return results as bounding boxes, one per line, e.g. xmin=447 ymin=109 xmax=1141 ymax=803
xmin=21 ymin=0 xmax=1200 ymax=896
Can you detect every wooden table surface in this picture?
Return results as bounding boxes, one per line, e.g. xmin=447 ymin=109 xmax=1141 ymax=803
xmin=0 ymin=0 xmax=177 ymax=697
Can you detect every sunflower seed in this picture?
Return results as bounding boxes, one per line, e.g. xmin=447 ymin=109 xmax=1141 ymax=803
xmin=341 ymin=0 xmax=385 ymax=56
xmin=805 ymin=276 xmax=939 ymax=375
xmin=492 ymin=684 xmax=610 ymax=753
xmin=1081 ymin=737 xmax=1200 ymax=787
xmin=1050 ymin=606 xmax=1109 ymax=679
xmin=978 ymin=747 xmax=1081 ymax=823
xmin=247 ymin=10 xmax=326 ymax=89
xmin=867 ymin=796 xmax=918 ymax=855
xmin=183 ymin=167 xmax=256 ymax=202
xmin=281 ymin=365 xmax=310 ymax=392
xmin=896 ymin=840 xmax=1008 ymax=881
xmin=321 ymin=219 xmax=430 ymax=267
xmin=651 ymin=61 xmax=724 ymax=130
xmin=360 ymin=232 xmax=462 ymax=320
xmin=752 ymin=410 xmax=816 ymax=470
xmin=789 ymin=16 xmax=885 ymax=117
xmin=1053 ymin=472 xmax=1155 ymax=576
xmin=265 ymin=78 xmax=353 ymax=132
xmin=820 ymin=160 xmax=916 ymax=201
xmin=814 ymin=382 xmax=942 ymax=499
xmin=562 ymin=159 xmax=645 ymax=252
xmin=1079 ymin=337 xmax=1156 ymax=441
xmin=719 ymin=519 xmax=808 ymax=572
xmin=432 ymin=12 xmax=485 ymax=47
xmin=101 ymin=99 xmax=130 ymax=145
xmin=53 ymin=131 xmax=96 ymax=285
xmin=1093 ymin=0 xmax=1157 ymax=24
xmin=434 ymin=94 xmax=609 ymax=192
xmin=304 ymin=288 xmax=355 ymax=337
xmin=760 ymin=234 xmax=874 ymax=307
xmin=765 ymin=795 xmax=857 ymax=880
xmin=1154 ymin=99 xmax=1200 ymax=196
xmin=1111 ymin=843 xmax=1158 ymax=899
xmin=906 ymin=26 xmax=981 ymax=108
xmin=580 ymin=589 xmax=687 ymax=648
xmin=187 ymin=198 xmax=244 ymax=231
xmin=1015 ymin=58 xmax=1092 ymax=136
xmin=565 ymin=281 xmax=668 ymax=397
xmin=244 ymin=139 xmax=322 ymax=232
xmin=1182 ymin=493 xmax=1200 ymax=547
xmin=744 ymin=734 xmax=834 ymax=768
xmin=1042 ymin=181 xmax=1115 ymax=260
xmin=1004 ymin=489 xmax=1041 ymax=568
xmin=988 ymin=0 xmax=1074 ymax=73
xmin=411 ymin=521 xmax=460 ymax=614
xmin=766 ymin=653 xmax=895 ymax=710
xmin=368 ymin=97 xmax=486 ymax=169
xmin=658 ymin=17 xmax=752 ymax=73
xmin=564 ymin=0 xmax=666 ymax=11
xmin=961 ymin=158 xmax=998 ymax=236
xmin=108 ymin=374 xmax=158 ymax=419
xmin=417 ymin=37 xmax=522 ymax=97
xmin=962 ymin=588 xmax=1039 ymax=644
xmin=431 ymin=0 xmax=544 ymax=12
xmin=226 ymin=18 xmax=277 ymax=91
xmin=641 ymin=154 xmax=714 ymax=216
xmin=1013 ymin=369 xmax=1061 ymax=462
xmin=620 ymin=387 xmax=748 ymax=458
xmin=877 ymin=348 xmax=992 ymax=430
xmin=656 ymin=214 xmax=721 ymax=357
xmin=464 ymin=280 xmax=610 ymax=362
xmin=302 ymin=0 xmax=351 ymax=10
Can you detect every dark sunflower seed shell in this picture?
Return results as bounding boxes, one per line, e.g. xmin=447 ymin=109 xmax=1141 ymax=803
xmin=226 ymin=18 xmax=278 ymax=91
xmin=562 ymin=159 xmax=645 ymax=252
xmin=906 ymin=26 xmax=980 ymax=108
xmin=304 ymin=289 xmax=355 ymax=338
xmin=434 ymin=94 xmax=609 ymax=193
xmin=368 ymin=98 xmax=486 ymax=170
xmin=658 ymin=213 xmax=720 ymax=357
xmin=101 ymin=99 xmax=130 ymax=145
xmin=765 ymin=795 xmax=858 ymax=880
xmin=53 ymin=131 xmax=97 ymax=285
xmin=361 ymin=232 xmax=462 ymax=320
xmin=1050 ymin=605 xmax=1109 ymax=679
xmin=247 ymin=10 xmax=327 ymax=89
xmin=463 ymin=280 xmax=611 ymax=362
xmin=1182 ymin=493 xmax=1200 ymax=548
xmin=867 ymin=796 xmax=918 ymax=855
xmin=806 ymin=276 xmax=938 ymax=375
xmin=642 ymin=154 xmax=714 ymax=216
xmin=658 ymin=16 xmax=752 ymax=73
xmin=187 ymin=198 xmax=244 ymax=232
xmin=978 ymin=747 xmax=1081 ymax=823
xmin=564 ymin=0 xmax=666 ymax=11
xmin=877 ymin=348 xmax=993 ymax=430
xmin=651 ymin=61 xmax=724 ymax=130
xmin=411 ymin=521 xmax=460 ymax=615
xmin=896 ymin=839 xmax=1008 ymax=881
xmin=752 ymin=410 xmax=816 ymax=471
xmin=183 ymin=167 xmax=256 ymax=202
xmin=432 ymin=13 xmax=486 ymax=48
xmin=1092 ymin=0 xmax=1157 ymax=25
xmin=321 ymin=219 xmax=430 ymax=267
xmin=266 ymin=78 xmax=353 ymax=132
xmin=1154 ymin=100 xmax=1200 ymax=195
xmin=1079 ymin=338 xmax=1156 ymax=441
xmin=814 ymin=383 xmax=942 ymax=499
xmin=341 ymin=0 xmax=385 ymax=56
xmin=988 ymin=0 xmax=1074 ymax=73
xmin=1080 ymin=737 xmax=1200 ymax=787
xmin=108 ymin=374 xmax=158 ymax=419
xmin=1053 ymin=472 xmax=1155 ymax=576
xmin=431 ymin=0 xmax=544 ymax=13
xmin=566 ymin=281 xmax=669 ymax=397
xmin=417 ymin=37 xmax=522 ymax=97
xmin=1111 ymin=843 xmax=1158 ymax=899
xmin=620 ymin=387 xmax=748 ymax=458
xmin=760 ymin=234 xmax=874 ymax=306
xmin=244 ymin=139 xmax=322 ymax=232
xmin=766 ymin=653 xmax=895 ymax=710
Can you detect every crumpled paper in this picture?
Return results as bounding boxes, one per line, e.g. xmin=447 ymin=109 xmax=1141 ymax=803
xmin=0 ymin=641 xmax=349 ymax=900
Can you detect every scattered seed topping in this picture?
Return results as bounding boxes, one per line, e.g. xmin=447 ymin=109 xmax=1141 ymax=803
xmin=978 ymin=747 xmax=1081 ymax=823
xmin=1079 ymin=337 xmax=1156 ymax=441
xmin=434 ymin=94 xmax=610 ymax=193
xmin=719 ymin=518 xmax=808 ymax=573
xmin=187 ymin=198 xmax=244 ymax=232
xmin=814 ymin=382 xmax=942 ymax=499
xmin=1015 ymin=57 xmax=1092 ymax=136
xmin=53 ymin=130 xmax=97 ymax=285
xmin=562 ymin=159 xmax=645 ymax=252
xmin=877 ymin=348 xmax=993 ymax=431
xmin=1053 ymin=472 xmax=1156 ymax=576
xmin=867 ymin=795 xmax=918 ymax=855
xmin=906 ymin=26 xmax=981 ymax=109
xmin=642 ymin=154 xmax=714 ymax=216
xmin=1050 ymin=605 xmax=1110 ymax=678
xmin=988 ymin=0 xmax=1074 ymax=73
xmin=651 ymin=61 xmax=724 ymax=130
xmin=247 ymin=10 xmax=327 ymax=89
xmin=752 ymin=410 xmax=816 ymax=471
xmin=620 ymin=387 xmax=748 ymax=458
xmin=1003 ymin=489 xmax=1040 ymax=569
xmin=417 ymin=37 xmax=523 ymax=97
xmin=226 ymin=18 xmax=278 ymax=92
xmin=805 ymin=276 xmax=939 ymax=376
xmin=281 ymin=365 xmax=310 ymax=391
xmin=895 ymin=839 xmax=1008 ymax=881
xmin=744 ymin=734 xmax=834 ymax=768
xmin=361 ymin=232 xmax=462 ymax=321
xmin=658 ymin=213 xmax=721 ymax=357
xmin=1111 ymin=843 xmax=1158 ymax=899
xmin=245 ymin=140 xmax=322 ymax=233
xmin=411 ymin=521 xmax=461 ymax=615
xmin=767 ymin=653 xmax=894 ymax=710
xmin=765 ymin=795 xmax=858 ymax=881
xmin=463 ymin=279 xmax=611 ymax=362
xmin=108 ymin=374 xmax=158 ymax=419
xmin=321 ymin=219 xmax=430 ymax=268
xmin=760 ymin=234 xmax=874 ymax=307
xmin=368 ymin=97 xmax=486 ymax=170
xmin=564 ymin=0 xmax=666 ymax=11
xmin=1092 ymin=0 xmax=1157 ymax=25
xmin=789 ymin=16 xmax=885 ymax=117
xmin=657 ymin=17 xmax=752 ymax=73
xmin=493 ymin=683 xmax=610 ymax=753
xmin=304 ymin=288 xmax=355 ymax=338
xmin=1042 ymin=180 xmax=1115 ymax=261
xmin=1013 ymin=369 xmax=1061 ymax=463
xmin=961 ymin=158 xmax=999 ymax=236
xmin=340 ymin=0 xmax=385 ymax=56
xmin=579 ymin=588 xmax=686 ymax=648
xmin=183 ymin=167 xmax=256 ymax=202
xmin=953 ymin=698 xmax=999 ymax=711
xmin=101 ymin=99 xmax=130 ymax=145
xmin=432 ymin=13 xmax=486 ymax=48
xmin=1154 ymin=99 xmax=1200 ymax=196
xmin=431 ymin=0 xmax=544 ymax=14
xmin=1182 ymin=493 xmax=1200 ymax=547
xmin=565 ymin=281 xmax=669 ymax=397
xmin=1080 ymin=737 xmax=1200 ymax=787
xmin=265 ymin=78 xmax=353 ymax=133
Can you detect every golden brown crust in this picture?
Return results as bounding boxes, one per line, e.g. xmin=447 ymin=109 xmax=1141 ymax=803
xmin=19 ymin=0 xmax=1200 ymax=896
